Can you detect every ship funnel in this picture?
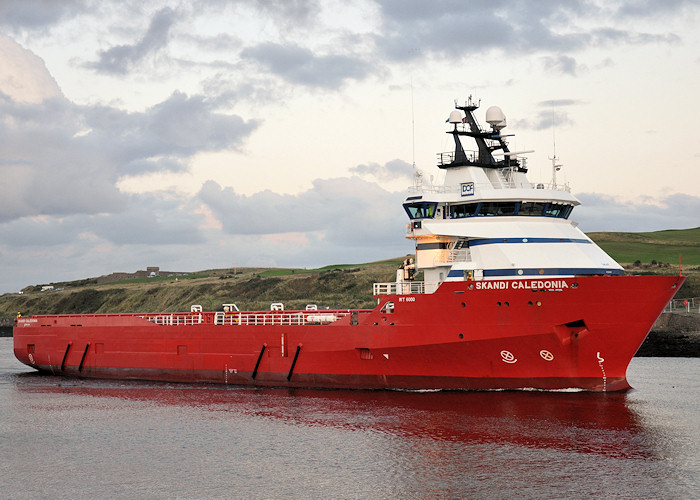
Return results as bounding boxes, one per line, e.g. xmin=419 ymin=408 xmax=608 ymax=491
xmin=485 ymin=106 xmax=507 ymax=130
xmin=448 ymin=110 xmax=463 ymax=124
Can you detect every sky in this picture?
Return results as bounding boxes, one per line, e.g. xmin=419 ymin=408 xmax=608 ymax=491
xmin=1 ymin=0 xmax=699 ymax=293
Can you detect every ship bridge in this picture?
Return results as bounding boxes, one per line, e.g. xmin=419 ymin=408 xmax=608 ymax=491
xmin=383 ymin=96 xmax=624 ymax=294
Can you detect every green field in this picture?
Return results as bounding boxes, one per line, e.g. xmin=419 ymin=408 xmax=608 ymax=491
xmin=257 ymin=259 xmax=405 ymax=277
xmin=589 ymin=227 xmax=700 ymax=266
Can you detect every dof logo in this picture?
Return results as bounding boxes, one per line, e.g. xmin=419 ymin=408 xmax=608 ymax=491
xmin=461 ymin=182 xmax=474 ymax=196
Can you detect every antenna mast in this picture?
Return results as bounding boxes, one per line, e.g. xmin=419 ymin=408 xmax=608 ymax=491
xmin=548 ymin=110 xmax=562 ymax=187
xmin=411 ymin=78 xmax=415 ymax=169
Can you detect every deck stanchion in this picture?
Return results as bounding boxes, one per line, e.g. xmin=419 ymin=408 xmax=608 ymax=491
xmin=78 ymin=343 xmax=90 ymax=372
xmin=252 ymin=344 xmax=267 ymax=380
xmin=60 ymin=343 xmax=72 ymax=371
xmin=287 ymin=345 xmax=302 ymax=381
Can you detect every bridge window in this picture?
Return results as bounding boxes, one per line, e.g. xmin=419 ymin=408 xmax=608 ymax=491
xmin=545 ymin=203 xmax=574 ymax=218
xmin=476 ymin=202 xmax=518 ymax=216
xmin=449 ymin=203 xmax=479 ymax=219
xmin=404 ymin=202 xmax=437 ymax=219
xmin=518 ymin=202 xmax=546 ymax=216
xmin=444 ymin=201 xmax=573 ymax=219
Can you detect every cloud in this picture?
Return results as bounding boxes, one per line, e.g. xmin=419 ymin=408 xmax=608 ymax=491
xmin=86 ymin=91 xmax=258 ymax=158
xmin=88 ymin=192 xmax=207 ymax=245
xmin=373 ymin=0 xmax=683 ymax=64
xmin=573 ymin=192 xmax=700 ymax=233
xmin=198 ymin=177 xmax=407 ymax=247
xmin=85 ymin=7 xmax=178 ymax=74
xmin=0 ymin=89 xmax=258 ymax=222
xmin=250 ymin=0 xmax=321 ymax=30
xmin=350 ymin=159 xmax=414 ymax=181
xmin=241 ymin=42 xmax=373 ymax=89
xmin=374 ymin=1 xmax=516 ymax=62
xmin=542 ymin=54 xmax=581 ymax=76
xmin=0 ymin=0 xmax=90 ymax=29
xmin=614 ymin=0 xmax=699 ymax=19
xmin=0 ymin=35 xmax=62 ymax=103
xmin=510 ymin=98 xmax=584 ymax=130
xmin=0 ymin=191 xmax=205 ymax=248
xmin=538 ymin=99 xmax=585 ymax=107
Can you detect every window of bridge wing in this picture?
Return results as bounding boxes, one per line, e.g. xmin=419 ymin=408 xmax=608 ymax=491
xmin=449 ymin=203 xmax=479 ymax=219
xmin=475 ymin=201 xmax=518 ymax=217
xmin=403 ymin=202 xmax=438 ymax=219
xmin=518 ymin=201 xmax=547 ymax=216
xmin=545 ymin=203 xmax=574 ymax=218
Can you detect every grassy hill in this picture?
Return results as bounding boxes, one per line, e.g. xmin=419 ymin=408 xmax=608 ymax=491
xmin=0 ymin=259 xmax=404 ymax=318
xmin=588 ymin=227 xmax=700 ymax=267
xmin=1 ymin=228 xmax=698 ymax=319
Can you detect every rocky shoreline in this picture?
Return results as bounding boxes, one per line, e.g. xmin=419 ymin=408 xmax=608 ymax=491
xmin=636 ymin=312 xmax=700 ymax=357
xmin=2 ymin=312 xmax=699 ymax=357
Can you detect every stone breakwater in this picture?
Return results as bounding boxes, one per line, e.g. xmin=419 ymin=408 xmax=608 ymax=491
xmin=0 ymin=316 xmax=13 ymax=337
xmin=637 ymin=312 xmax=700 ymax=357
xmin=1 ymin=313 xmax=699 ymax=357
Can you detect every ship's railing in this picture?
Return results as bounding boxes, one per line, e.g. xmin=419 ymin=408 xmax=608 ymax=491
xmin=142 ymin=313 xmax=204 ymax=326
xmin=407 ymin=184 xmax=454 ymax=194
xmin=446 ymin=248 xmax=471 ymax=263
xmin=215 ymin=310 xmax=352 ymax=326
xmin=531 ymin=181 xmax=571 ymax=192
xmin=373 ymin=281 xmax=440 ymax=295
xmin=665 ymin=297 xmax=700 ymax=313
xmin=437 ymin=150 xmax=478 ymax=166
xmin=140 ymin=310 xmax=356 ymax=326
xmin=408 ymin=179 xmax=571 ymax=194
xmin=427 ymin=249 xmax=471 ymax=266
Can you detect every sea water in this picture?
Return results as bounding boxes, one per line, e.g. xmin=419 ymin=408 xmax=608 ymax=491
xmin=0 ymin=337 xmax=697 ymax=499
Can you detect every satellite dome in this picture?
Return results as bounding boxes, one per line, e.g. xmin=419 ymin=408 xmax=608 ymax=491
xmin=485 ymin=106 xmax=507 ymax=130
xmin=448 ymin=110 xmax=463 ymax=124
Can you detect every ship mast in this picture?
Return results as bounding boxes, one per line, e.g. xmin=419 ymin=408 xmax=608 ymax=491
xmin=440 ymin=96 xmax=527 ymax=172
xmin=549 ymin=154 xmax=562 ymax=187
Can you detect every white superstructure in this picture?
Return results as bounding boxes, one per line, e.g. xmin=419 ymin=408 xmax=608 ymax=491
xmin=403 ymin=97 xmax=622 ymax=288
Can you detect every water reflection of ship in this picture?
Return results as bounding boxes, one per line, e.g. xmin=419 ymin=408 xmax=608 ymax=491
xmin=14 ymin=373 xmax=654 ymax=460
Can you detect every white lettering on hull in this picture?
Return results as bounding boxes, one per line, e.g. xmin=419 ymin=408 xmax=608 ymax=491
xmin=475 ymin=280 xmax=569 ymax=290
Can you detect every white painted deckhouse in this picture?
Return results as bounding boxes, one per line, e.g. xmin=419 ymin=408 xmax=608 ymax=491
xmin=401 ymin=96 xmax=622 ymax=292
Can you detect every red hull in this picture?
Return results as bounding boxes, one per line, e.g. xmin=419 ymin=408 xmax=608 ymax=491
xmin=13 ymin=275 xmax=683 ymax=392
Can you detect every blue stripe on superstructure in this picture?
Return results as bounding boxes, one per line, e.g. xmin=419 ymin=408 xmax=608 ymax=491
xmin=447 ymin=268 xmax=624 ymax=278
xmin=468 ymin=237 xmax=591 ymax=246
